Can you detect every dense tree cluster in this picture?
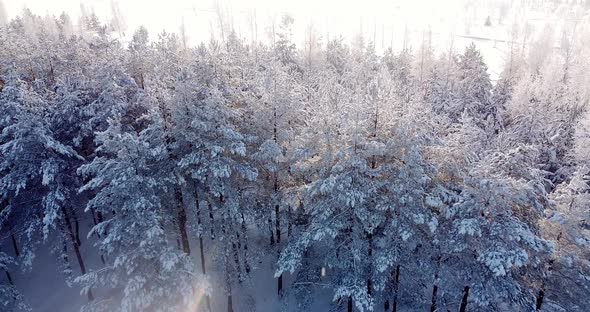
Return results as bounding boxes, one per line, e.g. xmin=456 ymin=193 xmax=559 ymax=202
xmin=1 ymin=7 xmax=590 ymax=312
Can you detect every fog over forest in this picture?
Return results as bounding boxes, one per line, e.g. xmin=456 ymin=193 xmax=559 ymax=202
xmin=1 ymin=1 xmax=590 ymax=312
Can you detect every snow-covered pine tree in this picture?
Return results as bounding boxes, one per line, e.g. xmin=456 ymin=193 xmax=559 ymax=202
xmin=77 ymin=93 xmax=202 ymax=311
xmin=429 ymin=123 xmax=552 ymax=310
xmin=128 ymin=26 xmax=151 ymax=90
xmin=455 ymin=43 xmax=498 ymax=132
xmin=278 ymin=46 xmax=438 ymax=312
xmin=541 ymin=169 xmax=590 ymax=311
xmin=0 ymin=75 xmax=95 ymax=298
xmin=171 ymin=51 xmax=258 ymax=311
xmin=538 ymin=110 xmax=590 ymax=311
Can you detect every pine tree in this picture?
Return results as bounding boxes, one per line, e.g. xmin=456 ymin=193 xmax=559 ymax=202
xmin=456 ymin=43 xmax=496 ymax=130
xmin=171 ymin=53 xmax=257 ymax=311
xmin=77 ymin=100 xmax=202 ymax=311
xmin=0 ymin=76 xmax=93 ymax=295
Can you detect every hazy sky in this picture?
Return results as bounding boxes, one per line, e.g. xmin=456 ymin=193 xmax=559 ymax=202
xmin=4 ymin=0 xmax=467 ymax=48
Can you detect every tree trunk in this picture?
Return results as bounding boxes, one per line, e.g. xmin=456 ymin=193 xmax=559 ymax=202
xmin=459 ymin=286 xmax=469 ymax=312
xmin=196 ymin=193 xmax=206 ymax=274
xmin=392 ymin=265 xmax=400 ymax=312
xmin=241 ymin=213 xmax=251 ymax=274
xmin=61 ymin=239 xmax=72 ymax=279
xmin=62 ymin=207 xmax=84 ymax=273
xmin=195 ymin=192 xmax=211 ymax=312
xmin=90 ymin=207 xmax=98 ymax=227
xmin=430 ymin=280 xmax=438 ymax=312
xmin=367 ymin=233 xmax=373 ymax=296
xmin=2 ymin=247 xmax=13 ymax=285
xmin=278 ymin=271 xmax=283 ymax=297
xmin=139 ymin=71 xmax=145 ymax=90
xmin=348 ymin=296 xmax=353 ymax=312
xmin=227 ymin=294 xmax=234 ymax=312
xmin=220 ymin=194 xmax=239 ymax=280
xmin=287 ymin=204 xmax=292 ymax=238
xmin=276 ymin=201 xmax=283 ymax=297
xmin=4 ymin=270 xmax=13 ymax=285
xmin=61 ymin=206 xmax=93 ymax=301
xmin=70 ymin=207 xmax=82 ymax=247
xmin=275 ymin=203 xmax=281 ymax=244
xmin=535 ymin=282 xmax=545 ymax=311
xmin=269 ymin=212 xmax=275 ymax=245
xmin=226 ymin=251 xmax=234 ymax=312
xmin=49 ymin=60 xmax=55 ymax=86
xmin=431 ymin=256 xmax=441 ymax=312
xmin=89 ymin=208 xmax=106 ymax=265
xmin=11 ymin=234 xmax=20 ymax=257
xmin=232 ymin=239 xmax=242 ymax=282
xmin=176 ymin=191 xmax=191 ymax=255
xmin=274 ymin=170 xmax=281 ymax=243
xmin=198 ymin=238 xmax=206 ymax=274
xmin=234 ymin=227 xmax=249 ymax=282
xmin=208 ymin=202 xmax=215 ymax=240
xmin=199 ymin=236 xmax=212 ymax=312
xmin=97 ymin=210 xmax=104 ymax=224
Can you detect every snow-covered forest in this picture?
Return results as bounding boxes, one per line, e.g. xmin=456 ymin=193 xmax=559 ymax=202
xmin=2 ymin=1 xmax=590 ymax=311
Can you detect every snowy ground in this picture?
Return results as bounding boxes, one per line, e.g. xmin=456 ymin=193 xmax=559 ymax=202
xmin=3 ymin=197 xmax=333 ymax=312
xmin=5 ymin=235 xmax=333 ymax=312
